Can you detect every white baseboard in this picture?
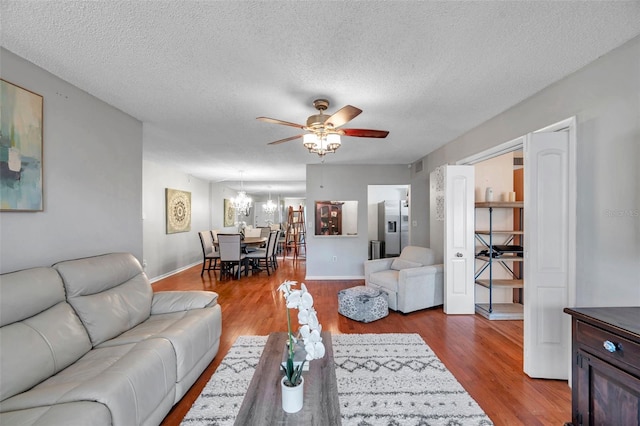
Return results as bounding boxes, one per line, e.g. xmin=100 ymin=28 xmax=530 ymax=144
xmin=304 ymin=275 xmax=365 ymax=281
xmin=149 ymin=261 xmax=201 ymax=284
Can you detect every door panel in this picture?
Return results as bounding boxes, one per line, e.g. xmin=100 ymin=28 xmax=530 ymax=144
xmin=524 ymin=131 xmax=570 ymax=379
xmin=444 ymin=165 xmax=475 ymax=314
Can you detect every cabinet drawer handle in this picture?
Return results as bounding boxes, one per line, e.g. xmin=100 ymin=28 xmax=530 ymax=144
xmin=603 ymin=340 xmax=620 ymax=353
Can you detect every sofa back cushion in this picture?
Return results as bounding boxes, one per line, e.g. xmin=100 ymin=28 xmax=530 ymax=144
xmin=391 ymin=258 xmax=422 ymax=270
xmin=54 ymin=253 xmax=153 ymax=347
xmin=399 ymin=246 xmax=436 ymax=266
xmin=0 ymin=267 xmax=92 ymax=401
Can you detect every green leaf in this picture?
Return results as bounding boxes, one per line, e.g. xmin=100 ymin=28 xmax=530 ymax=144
xmin=286 ymin=357 xmax=294 ymax=382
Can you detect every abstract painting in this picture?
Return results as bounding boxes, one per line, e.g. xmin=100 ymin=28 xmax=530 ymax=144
xmin=1 ymin=79 xmax=43 ymax=211
xmin=166 ymin=188 xmax=191 ymax=234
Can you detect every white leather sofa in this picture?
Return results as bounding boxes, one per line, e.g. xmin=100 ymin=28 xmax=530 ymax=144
xmin=0 ymin=252 xmax=222 ymax=426
xmin=364 ymin=246 xmax=444 ymax=314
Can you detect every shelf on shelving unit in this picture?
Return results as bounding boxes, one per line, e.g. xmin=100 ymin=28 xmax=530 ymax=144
xmin=475 ymin=303 xmax=523 ymax=320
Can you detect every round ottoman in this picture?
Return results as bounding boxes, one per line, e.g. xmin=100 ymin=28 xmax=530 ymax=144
xmin=338 ymin=286 xmax=389 ymax=323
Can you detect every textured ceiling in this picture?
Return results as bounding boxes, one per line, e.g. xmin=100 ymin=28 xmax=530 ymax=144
xmin=2 ymin=1 xmax=639 ymax=196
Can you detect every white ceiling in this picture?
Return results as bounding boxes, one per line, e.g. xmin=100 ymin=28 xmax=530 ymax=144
xmin=2 ymin=1 xmax=639 ymax=196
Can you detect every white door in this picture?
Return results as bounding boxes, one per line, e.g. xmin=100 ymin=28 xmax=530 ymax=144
xmin=444 ymin=165 xmax=476 ymax=314
xmin=524 ymin=131 xmax=570 ymax=379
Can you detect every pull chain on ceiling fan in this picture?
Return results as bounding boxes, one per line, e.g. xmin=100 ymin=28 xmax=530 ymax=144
xmin=257 ymin=98 xmax=389 ymax=158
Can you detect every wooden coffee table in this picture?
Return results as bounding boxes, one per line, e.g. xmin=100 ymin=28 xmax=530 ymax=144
xmin=234 ymin=331 xmax=341 ymax=425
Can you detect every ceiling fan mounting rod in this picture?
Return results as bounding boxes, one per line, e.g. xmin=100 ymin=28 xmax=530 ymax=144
xmin=312 ymin=98 xmax=330 ymax=111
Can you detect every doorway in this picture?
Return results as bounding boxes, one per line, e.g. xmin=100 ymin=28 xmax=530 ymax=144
xmin=367 ymin=185 xmax=410 ymax=259
xmin=454 ymin=116 xmax=576 ymax=380
xmin=473 ymin=150 xmax=524 ymax=319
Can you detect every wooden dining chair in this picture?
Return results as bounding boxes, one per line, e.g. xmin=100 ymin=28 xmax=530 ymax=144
xmin=246 ymin=230 xmax=279 ymax=276
xmin=199 ymin=231 xmax=220 ymax=276
xmin=217 ymin=234 xmax=248 ymax=280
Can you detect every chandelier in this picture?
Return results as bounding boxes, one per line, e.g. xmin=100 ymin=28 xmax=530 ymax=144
xmin=303 ymin=133 xmax=341 ymax=158
xmin=262 ymin=190 xmax=277 ymax=214
xmin=230 ymin=173 xmax=252 ymax=216
xmin=263 ymin=199 xmax=277 ymax=214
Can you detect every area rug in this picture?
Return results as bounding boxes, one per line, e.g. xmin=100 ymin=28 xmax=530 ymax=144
xmin=181 ymin=334 xmax=493 ymax=425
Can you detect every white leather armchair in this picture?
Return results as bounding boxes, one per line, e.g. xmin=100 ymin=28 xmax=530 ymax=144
xmin=364 ymin=246 xmax=444 ymax=314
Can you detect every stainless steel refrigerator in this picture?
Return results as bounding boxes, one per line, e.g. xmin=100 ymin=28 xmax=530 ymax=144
xmin=378 ymin=200 xmax=401 ymax=257
xmin=400 ymin=201 xmax=409 ymax=251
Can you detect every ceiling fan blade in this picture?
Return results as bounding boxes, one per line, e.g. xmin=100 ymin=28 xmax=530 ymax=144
xmin=257 ymin=117 xmax=305 ymax=129
xmin=325 ymin=105 xmax=362 ymax=128
xmin=342 ymin=128 xmax=390 ymax=138
xmin=267 ymin=134 xmax=304 ymax=145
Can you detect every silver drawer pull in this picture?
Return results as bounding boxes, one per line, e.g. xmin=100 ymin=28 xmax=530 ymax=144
xmin=603 ymin=340 xmax=620 ymax=353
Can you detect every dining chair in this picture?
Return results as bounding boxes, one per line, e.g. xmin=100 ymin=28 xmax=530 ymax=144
xmin=257 ymin=226 xmax=271 ymax=248
xmin=217 ymin=233 xmax=248 ymax=280
xmin=243 ymin=227 xmax=262 ymax=238
xmin=198 ymin=231 xmax=220 ymax=276
xmin=246 ymin=230 xmax=278 ymax=276
xmin=271 ymin=230 xmax=281 ymax=270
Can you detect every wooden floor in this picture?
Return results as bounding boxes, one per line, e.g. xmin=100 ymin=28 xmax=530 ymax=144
xmin=155 ymin=256 xmax=571 ymax=426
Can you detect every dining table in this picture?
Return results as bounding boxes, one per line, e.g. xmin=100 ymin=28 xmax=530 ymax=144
xmin=213 ymin=236 xmax=267 ymax=249
xmin=241 ymin=236 xmax=268 ymax=248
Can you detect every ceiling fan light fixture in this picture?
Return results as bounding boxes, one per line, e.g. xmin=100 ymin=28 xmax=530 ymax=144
xmin=303 ymin=133 xmax=341 ymax=157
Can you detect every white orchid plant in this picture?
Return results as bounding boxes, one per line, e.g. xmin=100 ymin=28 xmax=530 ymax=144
xmin=277 ymin=280 xmax=325 ymax=387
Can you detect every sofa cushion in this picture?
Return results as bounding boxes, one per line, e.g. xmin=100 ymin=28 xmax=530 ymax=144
xmin=391 ymin=258 xmax=421 ymax=271
xmin=0 ymin=339 xmax=177 ymax=426
xmin=399 ymin=246 xmax=435 ymax=265
xmin=0 ymin=267 xmax=92 ymax=401
xmin=368 ymin=270 xmax=401 ymax=292
xmin=54 ymin=253 xmax=153 ymax=346
xmin=97 ymin=304 xmax=222 ymax=389
xmin=0 ymin=401 xmax=111 ymax=426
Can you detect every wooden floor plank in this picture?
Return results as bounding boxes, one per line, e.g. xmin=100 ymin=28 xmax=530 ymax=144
xmin=155 ymin=257 xmax=571 ymax=426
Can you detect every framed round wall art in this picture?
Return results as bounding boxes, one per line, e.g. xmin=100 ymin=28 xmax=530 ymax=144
xmin=166 ymin=188 xmax=191 ymax=234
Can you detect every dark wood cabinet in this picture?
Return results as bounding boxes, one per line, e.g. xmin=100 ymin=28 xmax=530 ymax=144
xmin=315 ymin=201 xmax=342 ymax=235
xmin=564 ymin=307 xmax=640 ymax=426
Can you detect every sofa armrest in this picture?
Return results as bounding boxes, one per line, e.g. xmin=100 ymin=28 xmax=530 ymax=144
xmin=151 ymin=291 xmax=218 ymax=315
xmin=364 ymin=258 xmax=395 ymax=281
xmin=396 ymin=264 xmax=445 ymax=313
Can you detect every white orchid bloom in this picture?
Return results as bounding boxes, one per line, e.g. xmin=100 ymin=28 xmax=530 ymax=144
xmin=305 ymin=341 xmax=326 ymax=360
xmin=306 ymin=310 xmax=319 ymax=329
xmin=278 ymin=280 xmax=324 ymax=370
xmin=307 ymin=328 xmax=322 ymax=343
xmin=299 ymin=292 xmax=314 ymax=310
xmin=286 ymin=290 xmax=302 ymax=308
xmin=277 ymin=280 xmax=296 ymax=295
xmin=299 ymin=324 xmax=311 ymax=338
xmin=298 ymin=309 xmax=310 ymax=325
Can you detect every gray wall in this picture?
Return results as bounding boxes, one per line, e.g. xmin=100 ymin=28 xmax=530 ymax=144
xmin=0 ymin=48 xmax=143 ymax=273
xmin=305 ymin=164 xmax=410 ymax=279
xmin=421 ymin=35 xmax=640 ymax=306
xmin=142 ymin=160 xmax=211 ymax=280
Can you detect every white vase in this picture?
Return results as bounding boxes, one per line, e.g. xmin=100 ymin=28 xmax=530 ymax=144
xmin=281 ymin=375 xmax=304 ymax=413
xmin=485 ymin=187 xmax=494 ymax=202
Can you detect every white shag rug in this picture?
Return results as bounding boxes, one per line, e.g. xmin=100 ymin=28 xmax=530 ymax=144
xmin=181 ymin=334 xmax=493 ymax=425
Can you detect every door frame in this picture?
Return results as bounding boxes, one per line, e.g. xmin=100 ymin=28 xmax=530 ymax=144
xmin=456 ymin=116 xmax=577 ymax=379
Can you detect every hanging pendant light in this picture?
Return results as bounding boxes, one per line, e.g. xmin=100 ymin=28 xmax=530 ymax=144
xmin=230 ymin=172 xmax=252 ymax=216
xmin=263 ymin=188 xmax=277 ymax=214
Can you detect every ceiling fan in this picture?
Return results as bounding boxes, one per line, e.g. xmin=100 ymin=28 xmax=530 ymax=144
xmin=257 ymin=98 xmax=389 ymax=157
